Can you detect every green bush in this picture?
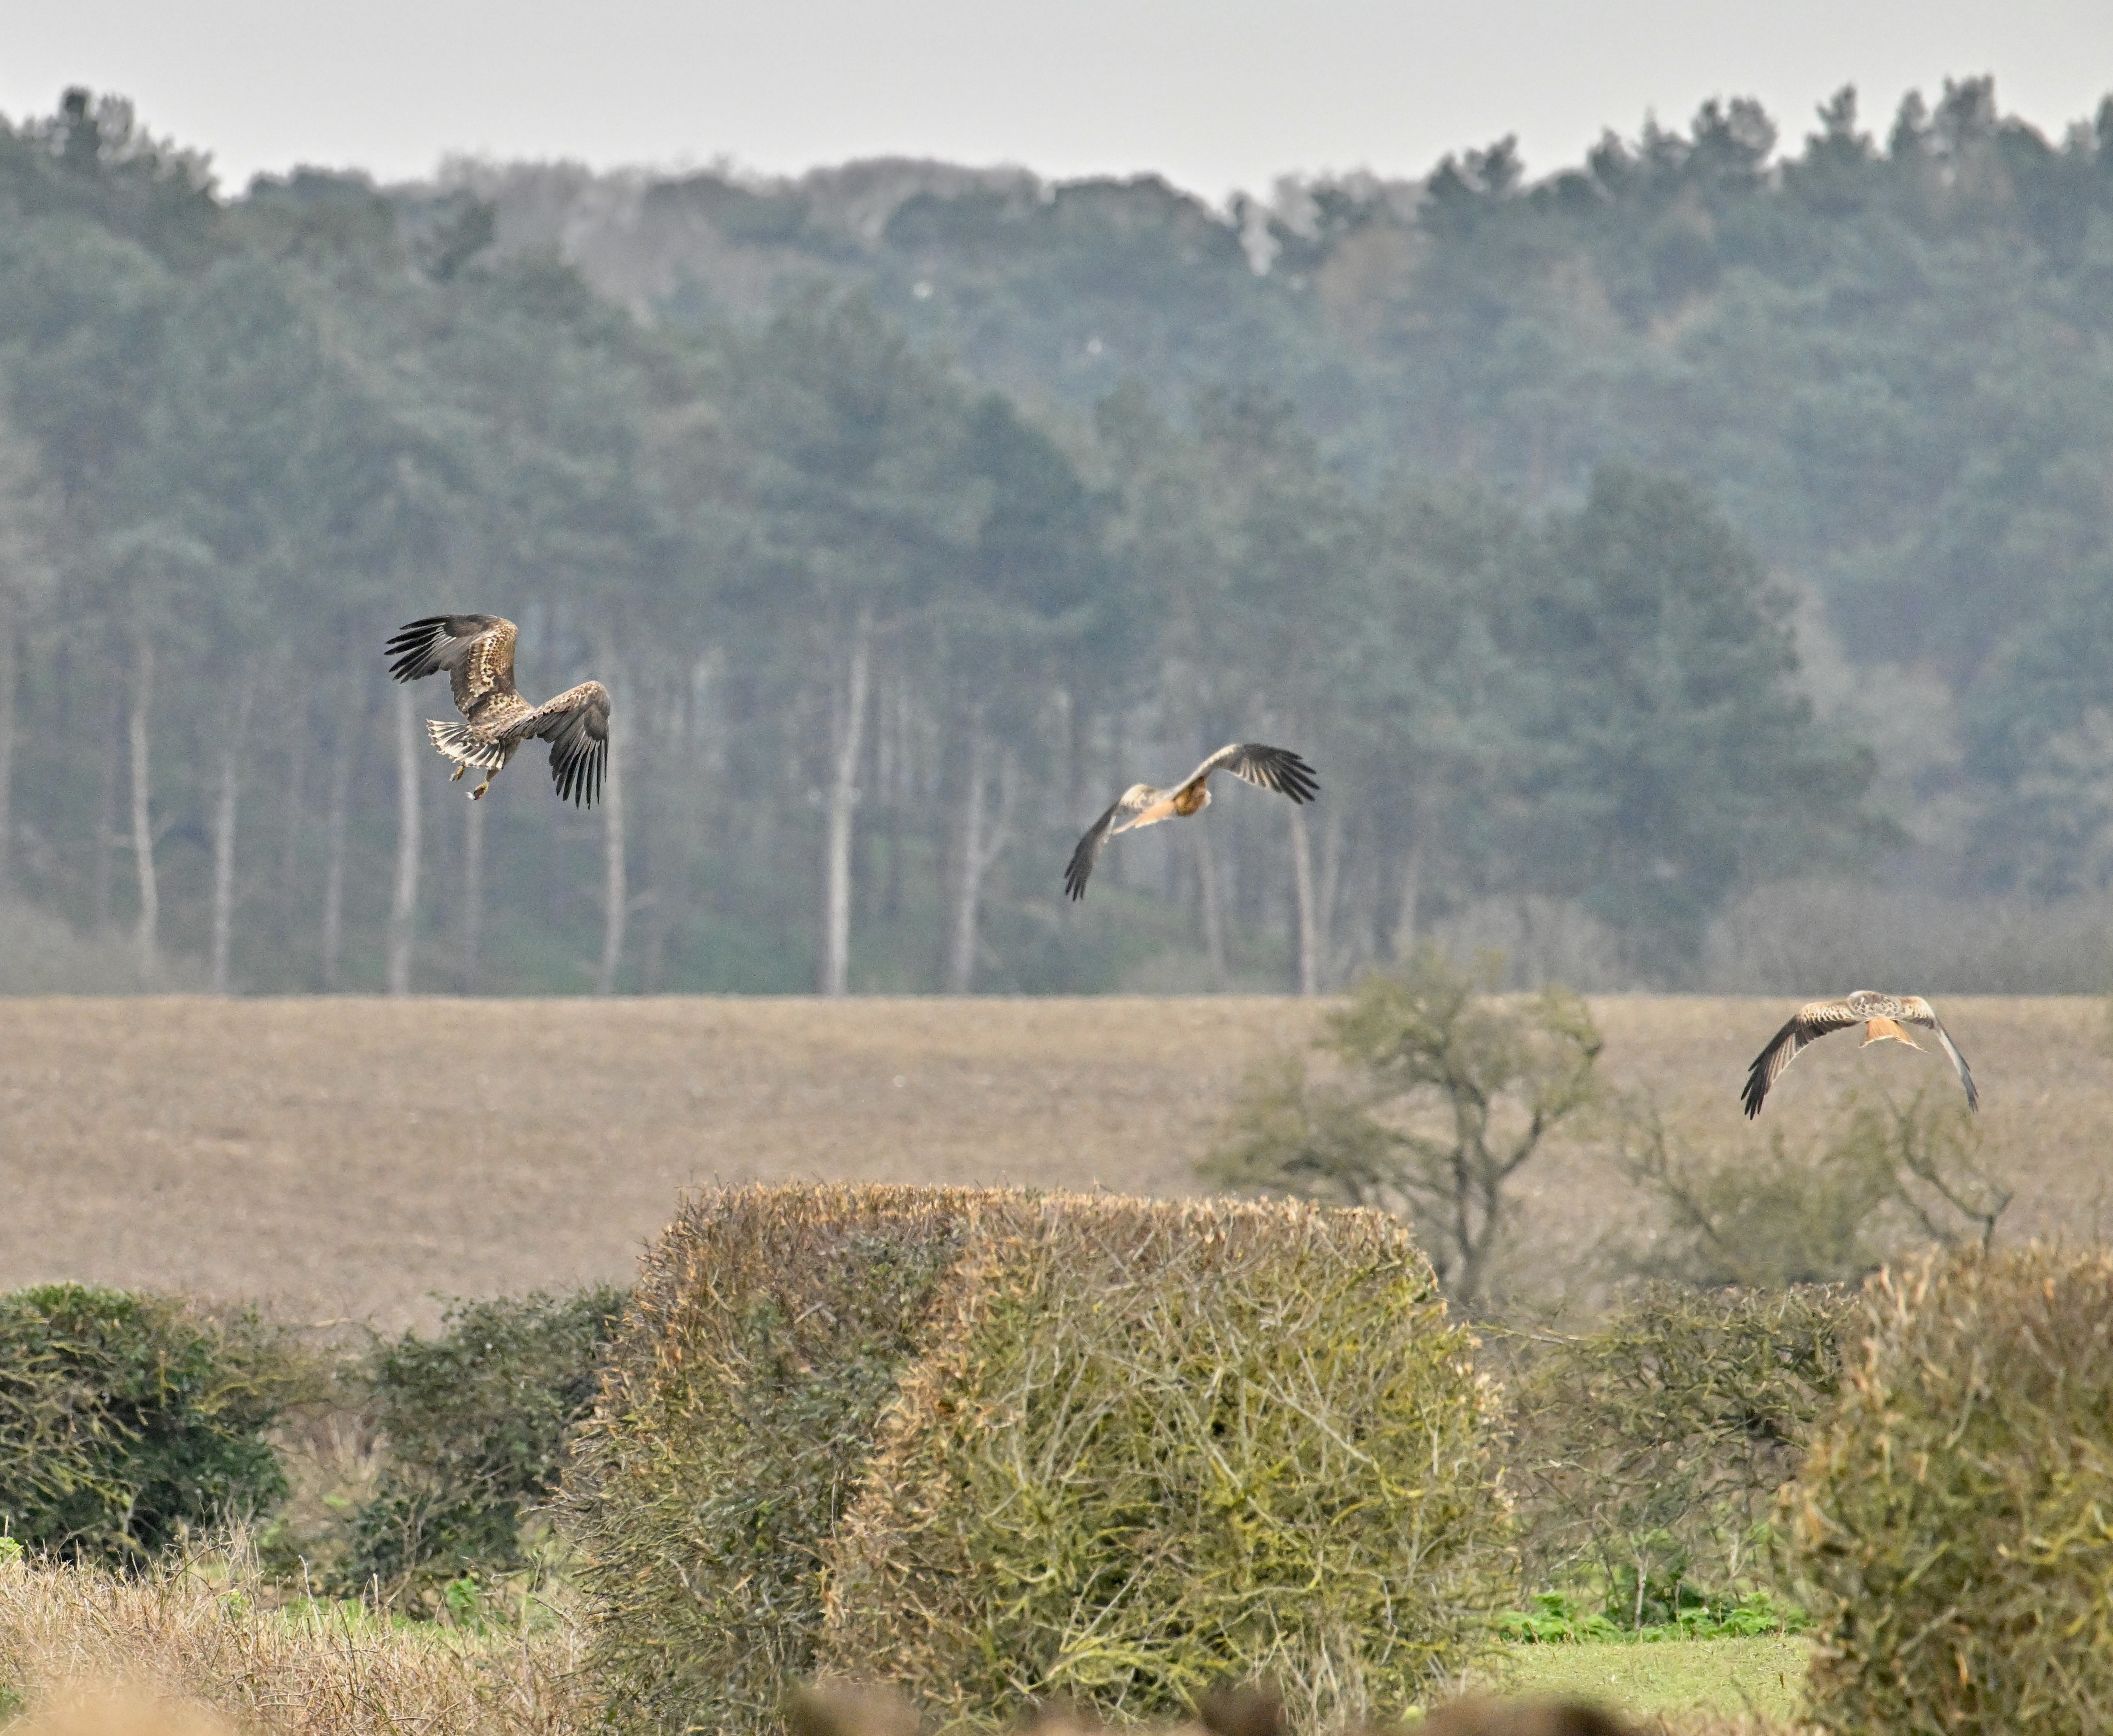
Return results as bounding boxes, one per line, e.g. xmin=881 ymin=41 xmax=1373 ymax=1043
xmin=333 ymin=1286 xmax=626 ymax=1606
xmin=566 ymin=1184 xmax=1508 ymax=1736
xmin=1790 ymin=1246 xmax=2113 ymax=1732
xmin=0 ymin=1284 xmax=299 ymax=1563
xmin=819 ymin=1195 xmax=1506 ymax=1732
xmin=565 ymin=1184 xmax=982 ymax=1736
xmin=1503 ymin=1284 xmax=1851 ymax=1625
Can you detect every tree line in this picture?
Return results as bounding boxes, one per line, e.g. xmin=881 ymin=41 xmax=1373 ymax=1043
xmin=0 ymin=89 xmax=1931 ymax=994
xmin=478 ymin=75 xmax=2113 ymax=913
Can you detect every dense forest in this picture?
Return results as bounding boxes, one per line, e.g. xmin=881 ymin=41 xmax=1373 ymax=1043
xmin=0 ymin=79 xmax=2109 ymax=995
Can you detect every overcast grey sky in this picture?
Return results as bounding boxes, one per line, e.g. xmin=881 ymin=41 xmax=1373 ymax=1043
xmin=4 ymin=1 xmax=2109 ymax=200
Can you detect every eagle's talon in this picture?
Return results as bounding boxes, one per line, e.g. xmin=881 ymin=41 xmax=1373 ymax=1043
xmin=449 ymin=763 xmax=468 ymax=782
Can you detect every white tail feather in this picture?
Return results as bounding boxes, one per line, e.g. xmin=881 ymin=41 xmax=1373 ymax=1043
xmin=427 ymin=719 xmax=506 ymax=769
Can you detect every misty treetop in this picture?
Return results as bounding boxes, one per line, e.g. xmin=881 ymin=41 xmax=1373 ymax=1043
xmin=0 ymin=80 xmax=2075 ymax=994
xmin=463 ymin=75 xmax=2113 ymax=916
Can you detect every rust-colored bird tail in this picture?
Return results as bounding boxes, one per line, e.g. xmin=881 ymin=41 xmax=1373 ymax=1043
xmin=1860 ymin=1017 xmax=1921 ymax=1049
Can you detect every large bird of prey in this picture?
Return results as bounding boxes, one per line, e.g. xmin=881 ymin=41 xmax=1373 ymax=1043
xmin=1065 ymin=743 xmax=1319 ymax=901
xmin=1741 ymin=991 xmax=1978 ymax=1119
xmin=385 ymin=615 xmax=610 ymax=806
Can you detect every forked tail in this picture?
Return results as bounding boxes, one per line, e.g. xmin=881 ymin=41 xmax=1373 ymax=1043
xmin=1859 ymin=1016 xmax=1922 ymax=1049
xmin=426 ymin=719 xmax=506 ymax=770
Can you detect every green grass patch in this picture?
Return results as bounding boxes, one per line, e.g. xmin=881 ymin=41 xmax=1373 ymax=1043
xmin=1484 ymin=1634 xmax=1810 ymax=1723
xmin=1497 ymin=1588 xmax=1808 ymax=1645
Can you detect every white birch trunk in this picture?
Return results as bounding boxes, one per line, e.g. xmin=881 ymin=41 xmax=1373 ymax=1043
xmin=386 ymin=682 xmax=421 ymax=996
xmin=1290 ymin=800 xmax=1320 ymax=996
xmin=945 ymin=719 xmax=1016 ymax=994
xmin=208 ymin=677 xmax=256 ymax=994
xmin=459 ymin=791 xmax=485 ymax=994
xmin=127 ymin=636 xmax=157 ymax=987
xmin=92 ymin=682 xmax=121 ymax=936
xmin=1317 ymin=804 xmax=1344 ymax=980
xmin=1192 ymin=823 xmax=1229 ymax=991
xmin=0 ymin=609 xmax=15 ymax=893
xmin=320 ymin=701 xmax=358 ymax=990
xmin=278 ymin=694 xmax=307 ymax=923
xmin=595 ymin=691 xmax=626 ymax=996
xmin=1394 ymin=835 xmax=1426 ymax=960
xmin=817 ymin=610 xmax=871 ymax=997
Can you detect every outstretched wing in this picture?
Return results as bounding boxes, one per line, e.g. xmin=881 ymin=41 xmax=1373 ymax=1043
xmin=385 ymin=615 xmax=518 ymax=719
xmin=1741 ymin=999 xmax=1863 ymax=1119
xmin=499 ymin=680 xmax=610 ymax=807
xmin=1064 ymin=790 xmax=1153 ymax=901
xmin=1180 ymin=742 xmax=1321 ymax=805
xmin=1898 ymin=997 xmax=1980 ymax=1112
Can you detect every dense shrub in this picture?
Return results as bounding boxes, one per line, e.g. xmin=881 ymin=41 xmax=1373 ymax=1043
xmin=566 ymin=1184 xmax=1506 ymax=1736
xmin=566 ymin=1185 xmax=983 ymax=1736
xmin=333 ymin=1287 xmax=626 ymax=1605
xmin=819 ymin=1195 xmax=1506 ymax=1732
xmin=1503 ymin=1284 xmax=1851 ymax=1624
xmin=1789 ymin=1246 xmax=2113 ymax=1732
xmin=0 ymin=1285 xmax=299 ymax=1563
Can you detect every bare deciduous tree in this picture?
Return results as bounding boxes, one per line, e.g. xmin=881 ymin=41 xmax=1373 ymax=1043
xmin=1203 ymin=945 xmax=1603 ymax=1305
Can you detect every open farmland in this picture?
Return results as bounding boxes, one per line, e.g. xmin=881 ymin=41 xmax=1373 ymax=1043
xmin=0 ymin=994 xmax=2105 ymax=1327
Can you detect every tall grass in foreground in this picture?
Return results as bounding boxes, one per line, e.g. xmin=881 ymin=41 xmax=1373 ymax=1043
xmin=0 ymin=1538 xmax=589 ymax=1736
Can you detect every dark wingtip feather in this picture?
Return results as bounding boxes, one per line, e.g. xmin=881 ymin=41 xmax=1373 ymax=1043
xmin=1063 ymin=830 xmax=1099 ymax=901
xmin=1739 ymin=1062 xmax=1768 ymax=1118
xmin=385 ymin=617 xmax=451 ymax=683
xmin=1266 ymin=746 xmax=1321 ymax=804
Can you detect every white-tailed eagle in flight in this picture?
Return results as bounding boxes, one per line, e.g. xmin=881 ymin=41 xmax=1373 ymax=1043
xmin=1741 ymin=991 xmax=1977 ymax=1119
xmin=385 ymin=615 xmax=609 ymax=806
xmin=1065 ymin=743 xmax=1319 ymax=901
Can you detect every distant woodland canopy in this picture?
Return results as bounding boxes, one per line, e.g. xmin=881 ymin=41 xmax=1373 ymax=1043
xmin=0 ymin=78 xmax=2109 ymax=995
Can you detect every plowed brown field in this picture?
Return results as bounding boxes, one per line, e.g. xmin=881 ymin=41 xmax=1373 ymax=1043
xmin=0 ymin=995 xmax=2102 ymax=1326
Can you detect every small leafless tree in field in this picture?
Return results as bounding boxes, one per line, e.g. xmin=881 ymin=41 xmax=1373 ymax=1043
xmin=1203 ymin=945 xmax=1603 ymax=1306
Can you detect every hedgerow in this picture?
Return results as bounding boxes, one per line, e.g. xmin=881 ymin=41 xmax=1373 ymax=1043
xmin=1790 ymin=1245 xmax=2113 ymax=1732
xmin=819 ymin=1194 xmax=1507 ymax=1732
xmin=565 ymin=1184 xmax=1506 ymax=1736
xmin=565 ymin=1185 xmax=983 ymax=1736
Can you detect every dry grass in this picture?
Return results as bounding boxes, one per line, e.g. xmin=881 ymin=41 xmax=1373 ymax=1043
xmin=0 ymin=995 xmax=2102 ymax=1325
xmin=0 ymin=1542 xmax=1804 ymax=1736
xmin=0 ymin=1542 xmax=587 ymax=1736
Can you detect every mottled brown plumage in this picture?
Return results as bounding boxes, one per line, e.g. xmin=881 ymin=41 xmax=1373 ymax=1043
xmin=385 ymin=614 xmax=609 ymax=806
xmin=1066 ymin=743 xmax=1319 ymax=901
xmin=1741 ymin=990 xmax=1977 ymax=1119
